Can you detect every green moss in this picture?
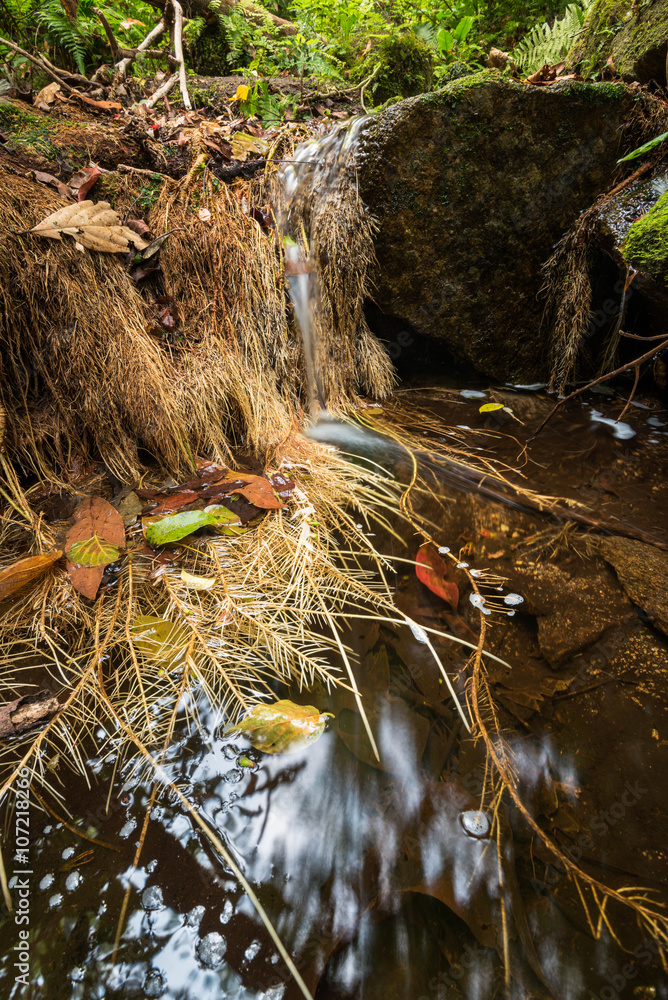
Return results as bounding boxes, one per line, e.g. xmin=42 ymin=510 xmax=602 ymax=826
xmin=360 ymin=32 xmax=433 ymax=105
xmin=566 ymin=0 xmax=630 ymax=76
xmin=623 ymin=191 xmax=668 ymax=283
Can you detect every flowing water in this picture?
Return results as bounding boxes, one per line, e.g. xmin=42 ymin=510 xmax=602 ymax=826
xmin=2 ymin=123 xmax=668 ymax=1000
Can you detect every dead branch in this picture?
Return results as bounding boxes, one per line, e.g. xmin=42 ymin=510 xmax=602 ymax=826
xmin=116 ymin=19 xmax=168 ymax=78
xmin=92 ymin=6 xmax=120 ymax=61
xmin=145 ymin=73 xmax=178 ymax=109
xmin=0 ymin=691 xmax=60 ymax=740
xmin=172 ymin=0 xmax=191 ymax=111
xmin=0 ymin=35 xmax=74 ymax=93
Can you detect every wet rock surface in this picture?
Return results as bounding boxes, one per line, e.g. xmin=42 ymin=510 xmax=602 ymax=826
xmin=569 ymin=0 xmax=668 ymax=84
xmin=595 ymin=535 xmax=668 ymax=637
xmin=356 ymin=72 xmax=648 ymax=381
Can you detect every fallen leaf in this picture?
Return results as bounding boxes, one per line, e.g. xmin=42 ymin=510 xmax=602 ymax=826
xmin=181 ymin=570 xmax=216 ymax=590
xmin=229 ymin=132 xmax=270 ymax=160
xmin=269 ymin=472 xmax=295 ymax=499
xmin=35 ymin=82 xmax=60 ymax=105
xmin=126 ymin=218 xmax=150 ymax=238
xmin=415 ymin=545 xmax=459 ymax=609
xmin=136 ymin=229 xmax=182 ymax=261
xmin=201 ymin=137 xmax=232 ymax=159
xmin=65 ymin=497 xmax=125 ymax=599
xmin=32 ymin=170 xmax=71 ymax=199
xmin=131 ymin=615 xmax=190 ymax=669
xmin=73 ymin=93 xmax=123 ymax=111
xmin=30 ymin=201 xmax=150 ymax=254
xmin=68 ymin=164 xmax=101 ymax=202
xmin=198 ymin=207 xmax=211 ymax=223
xmin=225 ymin=699 xmax=333 ymax=754
xmin=143 ymin=504 xmax=243 ymax=546
xmin=479 ymin=402 xmax=504 ymax=413
xmin=0 ymin=552 xmax=62 ymax=602
xmin=233 ymin=475 xmax=284 ymax=509
xmin=67 ymin=535 xmax=120 ymax=567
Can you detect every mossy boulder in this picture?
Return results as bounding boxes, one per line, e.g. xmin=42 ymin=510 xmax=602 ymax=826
xmin=355 ymin=71 xmax=648 ymax=381
xmin=623 ymin=189 xmax=668 ymax=283
xmin=568 ymin=0 xmax=668 ymax=83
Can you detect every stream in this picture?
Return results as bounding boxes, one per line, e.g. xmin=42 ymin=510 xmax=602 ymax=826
xmin=2 ymin=122 xmax=668 ymax=1000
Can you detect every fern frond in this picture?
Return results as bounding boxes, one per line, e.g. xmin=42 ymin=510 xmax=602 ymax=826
xmin=35 ymin=0 xmax=89 ymax=74
xmin=514 ymin=0 xmax=593 ymax=73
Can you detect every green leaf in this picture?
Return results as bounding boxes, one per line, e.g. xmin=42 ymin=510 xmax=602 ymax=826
xmin=453 ymin=15 xmax=474 ymax=42
xmin=437 ymin=27 xmax=455 ymax=51
xmin=66 ymin=535 xmax=120 ymax=567
xmin=617 ymin=131 xmax=668 ymax=164
xmin=130 ymin=615 xmax=190 ymax=670
xmin=479 ymin=402 xmax=505 ymax=413
xmin=225 ymin=699 xmax=334 ymax=754
xmin=143 ymin=505 xmax=242 ymax=546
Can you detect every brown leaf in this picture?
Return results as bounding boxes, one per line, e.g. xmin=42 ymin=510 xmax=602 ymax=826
xmin=201 ymin=137 xmax=232 ymax=160
xmin=65 ymin=497 xmax=125 ymax=599
xmin=126 ymin=218 xmax=151 ymax=237
xmin=0 ymin=551 xmax=62 ymax=602
xmin=415 ymin=545 xmax=459 ymax=609
xmin=233 ymin=475 xmax=284 ymax=509
xmin=35 ymin=82 xmax=61 ymax=105
xmin=32 ymin=170 xmax=71 ymax=199
xmin=73 ymin=93 xmax=122 ymax=111
xmin=30 ymin=201 xmax=150 ymax=254
xmin=68 ymin=164 xmax=101 ymax=202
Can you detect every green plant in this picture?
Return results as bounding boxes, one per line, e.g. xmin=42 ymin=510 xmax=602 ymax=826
xmin=513 ymin=0 xmax=593 ymax=73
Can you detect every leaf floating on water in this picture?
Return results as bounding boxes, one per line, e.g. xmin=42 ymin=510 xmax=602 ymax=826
xmin=415 ymin=545 xmax=459 ymax=609
xmin=143 ymin=505 xmax=243 ymax=546
xmin=130 ymin=615 xmax=190 ymax=670
xmin=0 ymin=551 xmax=62 ymax=602
xmin=66 ymin=535 xmax=120 ymax=567
xmin=180 ymin=570 xmax=216 ymax=590
xmin=479 ymin=402 xmax=505 ymax=413
xmin=65 ymin=497 xmax=125 ymax=599
xmin=29 ymin=201 xmax=150 ymax=254
xmin=225 ymin=699 xmax=333 ymax=754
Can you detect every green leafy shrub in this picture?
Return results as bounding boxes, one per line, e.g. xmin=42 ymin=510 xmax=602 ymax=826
xmin=513 ymin=0 xmax=593 ymax=72
xmin=357 ymin=31 xmax=433 ymax=104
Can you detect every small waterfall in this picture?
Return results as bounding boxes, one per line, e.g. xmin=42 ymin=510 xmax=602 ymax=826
xmin=278 ymin=117 xmax=394 ymax=425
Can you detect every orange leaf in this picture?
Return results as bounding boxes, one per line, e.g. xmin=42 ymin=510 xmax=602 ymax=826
xmin=65 ymin=498 xmax=125 ymax=599
xmin=234 ymin=475 xmax=285 ymax=509
xmin=0 ymin=552 xmax=62 ymax=602
xmin=415 ymin=545 xmax=459 ymax=609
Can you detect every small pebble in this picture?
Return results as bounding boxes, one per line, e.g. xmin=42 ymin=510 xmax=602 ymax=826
xmin=196 ymin=931 xmax=227 ymax=969
xmin=142 ymin=886 xmax=164 ymax=912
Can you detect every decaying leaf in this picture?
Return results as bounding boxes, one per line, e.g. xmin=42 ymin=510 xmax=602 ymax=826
xmin=35 ymin=81 xmax=61 ymax=106
xmin=225 ymin=699 xmax=333 ymax=754
xmin=143 ymin=505 xmax=243 ymax=546
xmin=65 ymin=497 xmax=125 ymax=599
xmin=29 ymin=201 xmax=150 ymax=254
xmin=230 ymin=132 xmax=270 ymax=160
xmin=0 ymin=551 xmax=62 ymax=602
xmin=66 ymin=535 xmax=120 ymax=567
xmin=415 ymin=545 xmax=459 ymax=609
xmin=130 ymin=615 xmax=190 ymax=670
xmin=234 ymin=476 xmax=284 ymax=509
xmin=32 ymin=170 xmax=70 ymax=199
xmin=68 ymin=164 xmax=101 ymax=202
xmin=180 ymin=570 xmax=216 ymax=590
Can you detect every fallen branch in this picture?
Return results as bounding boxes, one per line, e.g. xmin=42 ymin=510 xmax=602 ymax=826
xmin=0 ymin=691 xmax=60 ymax=740
xmin=92 ymin=6 xmax=120 ymax=61
xmin=172 ymin=0 xmax=191 ymax=111
xmin=0 ymin=36 xmax=73 ymax=94
xmin=145 ymin=73 xmax=178 ymax=109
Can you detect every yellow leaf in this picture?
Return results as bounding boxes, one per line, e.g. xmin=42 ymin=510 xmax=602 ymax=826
xmin=180 ymin=570 xmax=217 ymax=590
xmin=225 ymin=699 xmax=334 ymax=754
xmin=0 ymin=552 xmax=62 ymax=602
xmin=479 ymin=402 xmax=505 ymax=413
xmin=234 ymin=84 xmax=250 ymax=102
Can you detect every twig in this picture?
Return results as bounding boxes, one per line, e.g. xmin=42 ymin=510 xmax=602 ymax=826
xmin=527 ymin=334 xmax=668 ymax=443
xmin=116 ymin=164 xmax=177 ymax=183
xmin=92 ymin=7 xmax=120 ymax=61
xmin=145 ymin=73 xmax=177 ymax=109
xmin=116 ymin=19 xmax=167 ymax=78
xmin=0 ymin=35 xmax=73 ymax=93
xmin=171 ymin=0 xmax=191 ymax=111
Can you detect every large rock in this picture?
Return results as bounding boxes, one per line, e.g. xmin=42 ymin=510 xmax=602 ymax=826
xmin=355 ymin=72 xmax=648 ymax=381
xmin=568 ymin=0 xmax=668 ymax=84
xmin=595 ymin=536 xmax=668 ymax=637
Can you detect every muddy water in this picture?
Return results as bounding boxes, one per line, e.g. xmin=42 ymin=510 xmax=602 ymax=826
xmin=2 ymin=385 xmax=668 ymax=1000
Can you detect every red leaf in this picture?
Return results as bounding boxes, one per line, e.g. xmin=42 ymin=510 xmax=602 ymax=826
xmin=69 ymin=164 xmax=101 ymax=202
xmin=415 ymin=545 xmax=459 ymax=609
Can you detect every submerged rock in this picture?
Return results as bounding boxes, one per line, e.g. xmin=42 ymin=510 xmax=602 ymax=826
xmin=356 ymin=71 xmax=649 ymax=380
xmin=595 ymin=536 xmax=668 ymax=637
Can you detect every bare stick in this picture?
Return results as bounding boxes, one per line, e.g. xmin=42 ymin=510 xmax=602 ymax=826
xmin=528 ymin=334 xmax=668 ymax=443
xmin=92 ymin=7 xmax=120 ymax=60
xmin=0 ymin=35 xmax=73 ymax=93
xmin=116 ymin=19 xmax=167 ymax=78
xmin=145 ymin=73 xmax=177 ymax=108
xmin=171 ymin=0 xmax=191 ymax=111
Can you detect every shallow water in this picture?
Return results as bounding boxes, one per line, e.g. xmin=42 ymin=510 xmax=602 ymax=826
xmin=2 ymin=384 xmax=668 ymax=1000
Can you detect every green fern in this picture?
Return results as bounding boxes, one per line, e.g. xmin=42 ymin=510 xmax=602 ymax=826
xmin=35 ymin=0 xmax=89 ymax=74
xmin=514 ymin=0 xmax=593 ymax=73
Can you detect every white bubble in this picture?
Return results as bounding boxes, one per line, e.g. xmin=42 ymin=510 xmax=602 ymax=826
xmin=245 ymin=939 xmax=261 ymax=962
xmin=470 ymin=569 xmax=483 ymax=578
xmin=143 ymin=969 xmax=166 ymax=997
xmin=407 ymin=621 xmax=428 ymax=644
xmin=71 ymin=967 xmax=85 ymax=983
xmin=61 ymin=847 xmax=75 ymax=860
xmin=504 ymin=593 xmax=524 ymax=606
xmin=145 ymin=859 xmax=158 ymax=873
xmin=49 ymin=893 xmax=63 ymax=908
xmin=39 ymin=874 xmax=54 ymax=891
xmin=456 ymin=562 xmax=469 ymax=569
xmin=469 ymin=593 xmax=491 ymax=616
xmin=220 ymin=899 xmax=234 ymax=925
xmin=142 ymin=886 xmax=164 ymax=911
xmin=460 ymin=810 xmax=491 ymax=839
xmin=119 ymin=819 xmax=137 ymax=839
xmin=196 ymin=931 xmax=227 ymax=969
xmin=438 ymin=546 xmax=450 ymax=554
xmin=460 ymin=390 xmax=486 ymax=399
xmin=65 ymin=871 xmax=81 ymax=891
xmin=186 ymin=905 xmax=205 ymax=929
